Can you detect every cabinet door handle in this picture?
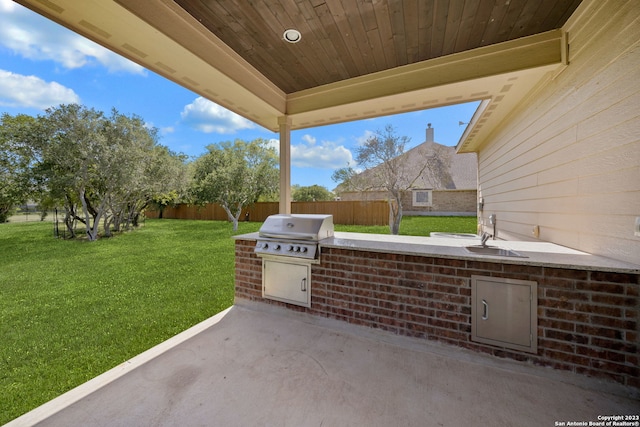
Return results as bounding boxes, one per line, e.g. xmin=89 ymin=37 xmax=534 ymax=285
xmin=301 ymin=277 xmax=307 ymax=292
xmin=482 ymin=299 xmax=489 ymax=320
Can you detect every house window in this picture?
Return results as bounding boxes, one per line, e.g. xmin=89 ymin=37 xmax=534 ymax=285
xmin=412 ymin=189 xmax=433 ymax=207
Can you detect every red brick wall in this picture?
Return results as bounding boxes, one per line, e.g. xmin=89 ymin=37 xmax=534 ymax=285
xmin=235 ymin=240 xmax=639 ymax=389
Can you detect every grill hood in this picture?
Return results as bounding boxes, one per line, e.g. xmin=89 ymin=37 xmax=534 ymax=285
xmin=258 ymin=214 xmax=334 ymax=241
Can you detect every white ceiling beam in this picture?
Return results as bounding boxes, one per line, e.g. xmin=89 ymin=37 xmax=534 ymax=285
xmin=287 ymin=30 xmax=564 ymax=115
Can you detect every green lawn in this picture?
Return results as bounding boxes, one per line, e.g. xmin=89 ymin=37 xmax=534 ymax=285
xmin=0 ymin=216 xmax=475 ymax=424
xmin=334 ymin=215 xmax=478 ymax=235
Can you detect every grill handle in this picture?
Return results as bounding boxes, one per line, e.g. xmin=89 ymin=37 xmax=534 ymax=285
xmin=259 ymin=232 xmax=315 ymax=240
xmin=301 ymin=277 xmax=307 ymax=292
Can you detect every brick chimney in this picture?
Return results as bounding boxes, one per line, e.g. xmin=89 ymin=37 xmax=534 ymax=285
xmin=426 ymin=123 xmax=434 ymax=143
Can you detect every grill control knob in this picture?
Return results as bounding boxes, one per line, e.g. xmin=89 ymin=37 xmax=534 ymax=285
xmin=274 ymin=244 xmax=280 ymax=250
xmin=263 ymin=243 xmax=268 ymax=249
xmin=300 ymin=246 xmax=308 ymax=253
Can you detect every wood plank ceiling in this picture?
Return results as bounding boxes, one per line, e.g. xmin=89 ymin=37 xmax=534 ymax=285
xmin=174 ymin=0 xmax=582 ymax=94
xmin=14 ymin=0 xmax=582 ymax=147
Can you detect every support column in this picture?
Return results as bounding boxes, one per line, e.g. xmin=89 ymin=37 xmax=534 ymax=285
xmin=278 ymin=116 xmax=292 ymax=214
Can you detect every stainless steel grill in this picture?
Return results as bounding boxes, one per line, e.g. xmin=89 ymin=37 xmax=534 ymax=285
xmin=254 ymin=214 xmax=334 ymax=260
xmin=255 ymin=214 xmax=334 ymax=307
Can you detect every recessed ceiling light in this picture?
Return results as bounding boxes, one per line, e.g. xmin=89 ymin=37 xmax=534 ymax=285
xmin=283 ymin=29 xmax=301 ymax=43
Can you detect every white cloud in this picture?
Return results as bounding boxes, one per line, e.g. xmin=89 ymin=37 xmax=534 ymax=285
xmin=356 ymin=130 xmax=375 ymax=146
xmin=267 ymin=138 xmax=279 ymax=151
xmin=0 ymin=69 xmax=80 ymax=109
xmin=0 ymin=0 xmax=144 ymax=74
xmin=267 ymin=133 xmax=353 ymax=169
xmin=180 ymin=97 xmax=254 ymax=134
xmin=301 ymin=134 xmax=316 ymax=145
xmin=142 ymin=122 xmax=175 ymax=140
xmin=291 ymin=134 xmax=353 ymax=169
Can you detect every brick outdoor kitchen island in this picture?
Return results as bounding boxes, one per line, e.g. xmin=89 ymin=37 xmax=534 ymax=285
xmin=234 ymin=232 xmax=640 ymax=391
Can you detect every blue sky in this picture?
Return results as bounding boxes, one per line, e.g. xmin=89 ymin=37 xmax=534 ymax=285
xmin=0 ymin=0 xmax=478 ymax=191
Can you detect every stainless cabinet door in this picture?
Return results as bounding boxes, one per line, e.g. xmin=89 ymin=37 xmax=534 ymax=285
xmin=263 ymin=259 xmax=311 ymax=307
xmin=472 ymin=276 xmax=537 ymax=352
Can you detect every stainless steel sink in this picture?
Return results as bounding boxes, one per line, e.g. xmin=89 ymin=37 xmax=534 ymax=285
xmin=430 ymin=232 xmax=478 ymax=238
xmin=464 ymin=245 xmax=527 ymax=258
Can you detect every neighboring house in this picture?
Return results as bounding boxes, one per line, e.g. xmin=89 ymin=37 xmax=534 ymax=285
xmin=337 ymin=125 xmax=478 ymax=215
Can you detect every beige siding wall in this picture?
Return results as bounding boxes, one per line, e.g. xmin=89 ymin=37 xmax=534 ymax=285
xmin=478 ymin=0 xmax=640 ymax=264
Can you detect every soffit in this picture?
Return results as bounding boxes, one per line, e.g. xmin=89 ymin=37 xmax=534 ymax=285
xmin=15 ymin=0 xmax=580 ymax=147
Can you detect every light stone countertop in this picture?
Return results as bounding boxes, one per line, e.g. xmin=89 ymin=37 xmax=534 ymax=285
xmin=235 ymin=232 xmax=640 ymax=273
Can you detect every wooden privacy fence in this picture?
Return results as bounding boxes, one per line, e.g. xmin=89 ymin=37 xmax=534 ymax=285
xmin=145 ymin=200 xmax=390 ymax=225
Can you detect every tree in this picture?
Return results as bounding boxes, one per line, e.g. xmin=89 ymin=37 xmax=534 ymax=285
xmin=331 ymin=165 xmax=358 ymax=190
xmin=98 ymin=110 xmax=188 ymax=235
xmin=144 ymin=148 xmax=189 ymax=221
xmin=34 ymin=105 xmax=108 ymax=239
xmin=21 ymin=104 xmax=186 ymax=240
xmin=35 ymin=104 xmax=119 ymax=240
xmin=1 ymin=105 xmax=186 ymax=238
xmin=0 ymin=114 xmax=40 ymax=222
xmin=333 ymin=124 xmax=450 ymax=235
xmin=190 ymin=138 xmax=278 ymax=230
xmin=292 ymin=184 xmax=334 ymax=202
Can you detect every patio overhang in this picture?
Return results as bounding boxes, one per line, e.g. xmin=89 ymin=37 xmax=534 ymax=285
xmin=16 ymin=0 xmax=568 ymax=150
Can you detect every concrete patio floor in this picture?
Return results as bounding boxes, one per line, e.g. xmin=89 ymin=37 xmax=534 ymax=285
xmin=7 ymin=302 xmax=639 ymax=427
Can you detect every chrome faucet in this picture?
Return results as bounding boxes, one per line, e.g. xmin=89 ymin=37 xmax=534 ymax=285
xmin=480 ymin=232 xmax=492 ymax=247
